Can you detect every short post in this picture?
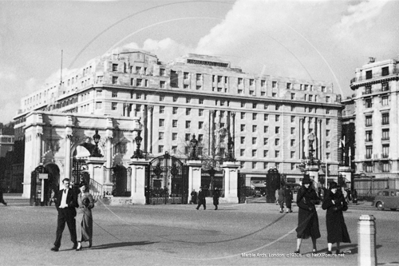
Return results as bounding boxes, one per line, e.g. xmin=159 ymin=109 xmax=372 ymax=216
xmin=358 ymin=215 xmax=377 ymax=266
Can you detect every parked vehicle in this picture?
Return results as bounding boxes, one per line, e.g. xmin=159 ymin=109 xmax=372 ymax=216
xmin=373 ymin=189 xmax=399 ymax=211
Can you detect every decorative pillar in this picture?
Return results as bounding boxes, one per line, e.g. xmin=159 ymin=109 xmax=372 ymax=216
xmin=299 ymin=118 xmax=303 ymax=159
xmin=86 ymin=157 xmax=106 ymax=193
xmin=222 ymin=161 xmax=240 ymax=203
xmin=187 ymin=160 xmax=202 ymax=197
xmin=231 ymin=112 xmax=236 ymax=158
xmin=148 ymin=106 xmax=153 ymax=154
xmin=358 ymin=215 xmax=377 ymax=266
xmin=104 ymin=118 xmax=114 ymax=192
xmin=129 ymin=158 xmax=149 ymax=205
xmin=65 ymin=116 xmax=73 ymax=180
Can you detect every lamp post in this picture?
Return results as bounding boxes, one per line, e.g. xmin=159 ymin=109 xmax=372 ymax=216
xmin=131 ymin=129 xmax=143 ymax=159
xmin=91 ymin=129 xmax=103 ymax=157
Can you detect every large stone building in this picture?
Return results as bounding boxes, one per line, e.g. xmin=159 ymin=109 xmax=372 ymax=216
xmin=350 ymin=57 xmax=399 ymax=185
xmin=14 ymin=48 xmax=342 ymax=200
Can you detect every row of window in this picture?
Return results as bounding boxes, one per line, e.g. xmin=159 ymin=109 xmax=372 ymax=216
xmin=365 ymin=129 xmax=390 ymax=141
xmin=365 ymin=113 xmax=389 ymax=126
xmin=364 ymin=95 xmax=389 ymax=108
xmin=365 ymin=145 xmax=390 ymax=159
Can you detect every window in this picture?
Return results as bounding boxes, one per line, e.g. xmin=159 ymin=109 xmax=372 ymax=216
xmin=199 ymin=109 xmax=204 ymax=116
xmin=326 ymin=130 xmax=330 ymax=137
xmin=111 ymin=102 xmax=117 ymax=110
xmin=290 ymin=139 xmax=295 ymax=147
xmin=275 ymin=151 xmax=280 ymax=158
xmin=238 ymin=89 xmax=243 ymax=94
xmin=287 ymin=83 xmax=292 ymax=89
xmin=183 ymin=84 xmax=189 ymax=89
xmin=185 ymin=121 xmax=191 ymax=128
xmin=158 ymin=145 xmax=164 ymax=153
xmin=382 ymin=96 xmax=389 ymax=106
xmin=252 ymin=150 xmax=256 ymax=157
xmin=261 ymin=80 xmax=266 ymax=87
xmin=291 ymin=93 xmax=295 ymax=100
xmin=112 ymin=76 xmax=118 ymax=84
xmin=241 ymin=112 xmax=245 ymax=119
xmin=275 ymin=115 xmax=280 ymax=122
xmin=309 ymin=95 xmax=313 ymax=101
xmin=199 ymin=98 xmax=204 ymax=105
xmin=366 ymin=70 xmax=372 ymax=79
xmin=252 ymin=137 xmax=257 ymax=145
xmin=382 ymin=82 xmax=389 ymax=91
xmin=382 ymin=145 xmax=389 ymax=158
xmin=172 ymin=133 xmax=177 ymax=141
xmin=198 ymin=121 xmax=203 ymax=129
xmin=186 ymin=98 xmax=191 ymax=103
xmin=272 ymin=93 xmax=277 ymax=97
xmin=173 ymin=107 xmax=178 ymax=114
xmin=326 ymin=141 xmax=330 ymax=149
xmin=252 ymin=162 xmax=257 ymax=169
xmin=112 ymin=91 xmax=117 ymax=98
xmin=264 ymin=138 xmax=268 ymax=145
xmin=159 ymin=119 xmax=165 ymax=127
xmin=95 ymin=102 xmax=102 ymax=109
xmin=290 ymin=151 xmax=295 ymax=158
xmin=382 ymin=66 xmax=389 ymax=76
xmin=159 ymin=106 xmax=165 ymax=114
xmin=366 ymin=146 xmax=372 ymax=159
xmin=264 ymin=104 xmax=268 ymax=109
xmin=264 ymin=150 xmax=268 ymax=157
xmin=272 ymin=81 xmax=277 ymax=88
xmin=96 ymin=90 xmax=102 ymax=97
xmin=241 ymin=137 xmax=245 ymax=144
xmin=252 ymin=113 xmax=257 ymax=120
xmin=275 ymin=138 xmax=280 ymax=146
xmin=184 ymin=72 xmax=189 ymax=80
xmin=186 ymin=108 xmax=191 ymax=115
xmin=291 ymin=127 xmax=295 ymax=134
xmin=160 ymin=95 xmax=165 ymax=101
xmin=159 ymin=132 xmax=164 ymax=140
xmin=238 ymin=78 xmax=243 ymax=85
xmin=275 ymin=127 xmax=280 ymax=134
xmin=365 ymin=98 xmax=372 ymax=108
xmin=253 ymin=125 xmax=257 ymax=132
xmin=365 ymin=85 xmax=372 ymax=94
xmin=241 ymin=125 xmax=245 ymax=132
xmin=196 ymin=73 xmax=202 ymax=81
xmin=240 ymin=149 xmax=245 ymax=156
xmin=263 ymin=162 xmax=268 ymax=169
xmin=382 ymin=113 xmax=389 ymax=125
xmin=112 ymin=64 xmax=118 ymax=71
xmin=382 ymin=163 xmax=390 ymax=172
xmin=264 ymin=114 xmax=268 ymax=121
xmin=185 ymin=134 xmax=191 ymax=141
xmin=291 ymin=163 xmax=296 ymax=170
xmin=172 ymin=120 xmax=177 ymax=127
xmin=326 ymin=96 xmax=330 ymax=103
xmin=365 ymin=163 xmax=373 ymax=173
xmin=241 ymin=102 xmax=245 ymax=108
xmin=326 ymin=118 xmax=330 ymax=125
xmin=253 ymin=103 xmax=257 ymax=109
xmin=366 ymin=131 xmax=372 ymax=141
xmin=264 ymin=126 xmax=268 ymax=133
xmin=382 ymin=129 xmax=389 ymax=140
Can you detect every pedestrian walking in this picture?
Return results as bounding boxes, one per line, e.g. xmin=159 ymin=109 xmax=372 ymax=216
xmin=190 ymin=189 xmax=198 ymax=204
xmin=294 ymin=175 xmax=321 ymax=254
xmin=50 ymin=178 xmax=78 ymax=252
xmin=277 ymin=187 xmax=285 ymax=213
xmin=284 ymin=186 xmax=293 ymax=213
xmin=75 ymin=181 xmax=95 ymax=251
xmin=352 ymin=189 xmax=358 ymax=204
xmin=48 ymin=188 xmax=56 ymax=206
xmin=196 ymin=187 xmax=206 ymax=210
xmin=322 ymin=182 xmax=351 ymax=254
xmin=213 ymin=187 xmax=220 ymax=210
xmin=0 ymin=186 xmax=8 ymax=206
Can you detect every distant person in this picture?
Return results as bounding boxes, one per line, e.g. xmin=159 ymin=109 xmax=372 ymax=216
xmin=284 ymin=186 xmax=293 ymax=213
xmin=277 ymin=187 xmax=285 ymax=213
xmin=322 ymin=182 xmax=351 ymax=254
xmin=75 ymin=181 xmax=95 ymax=251
xmin=48 ymin=188 xmax=56 ymax=206
xmin=294 ymin=175 xmax=321 ymax=254
xmin=213 ymin=187 xmax=220 ymax=210
xmin=352 ymin=189 xmax=358 ymax=204
xmin=51 ymin=178 xmax=78 ymax=252
xmin=196 ymin=187 xmax=206 ymax=210
xmin=0 ymin=186 xmax=7 ymax=206
xmin=190 ymin=189 xmax=198 ymax=204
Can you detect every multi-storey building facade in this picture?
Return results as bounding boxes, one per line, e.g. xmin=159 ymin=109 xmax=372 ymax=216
xmin=15 ymin=48 xmax=342 ymax=197
xmin=350 ymin=57 xmax=399 ymax=180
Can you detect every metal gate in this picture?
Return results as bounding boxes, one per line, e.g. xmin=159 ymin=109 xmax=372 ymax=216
xmin=146 ymin=152 xmax=188 ymax=204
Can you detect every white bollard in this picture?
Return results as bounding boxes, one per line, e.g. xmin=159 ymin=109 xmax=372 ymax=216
xmin=358 ymin=215 xmax=377 ymax=266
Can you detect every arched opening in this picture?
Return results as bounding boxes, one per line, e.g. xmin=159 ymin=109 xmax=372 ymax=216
xmin=112 ymin=165 xmax=129 ymax=197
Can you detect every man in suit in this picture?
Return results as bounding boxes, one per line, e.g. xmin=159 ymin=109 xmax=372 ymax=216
xmin=196 ymin=187 xmax=206 ymax=210
xmin=51 ymin=178 xmax=78 ymax=251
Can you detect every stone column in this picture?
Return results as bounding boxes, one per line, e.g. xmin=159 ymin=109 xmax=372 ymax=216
xmin=86 ymin=157 xmax=106 ymax=193
xmin=358 ymin=215 xmax=377 ymax=266
xmin=104 ymin=119 xmax=114 ymax=192
xmin=148 ymin=106 xmax=153 ymax=154
xmin=187 ymin=160 xmax=202 ymax=196
xmin=64 ymin=116 xmax=73 ymax=180
xmin=129 ymin=158 xmax=149 ymax=205
xmin=222 ymin=161 xmax=240 ymax=203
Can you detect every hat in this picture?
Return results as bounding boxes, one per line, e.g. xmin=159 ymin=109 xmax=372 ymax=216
xmin=302 ymin=175 xmax=312 ymax=185
xmin=329 ymin=182 xmax=338 ymax=189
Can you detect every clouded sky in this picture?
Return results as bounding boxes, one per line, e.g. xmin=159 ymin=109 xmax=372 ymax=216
xmin=1 ymin=0 xmax=398 ymax=123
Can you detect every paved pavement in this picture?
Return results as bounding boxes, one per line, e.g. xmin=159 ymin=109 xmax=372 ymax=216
xmin=1 ymin=194 xmax=398 ymax=266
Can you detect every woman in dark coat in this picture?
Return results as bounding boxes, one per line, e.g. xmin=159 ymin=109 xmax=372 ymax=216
xmin=295 ymin=175 xmax=321 ymax=254
xmin=75 ymin=182 xmax=95 ymax=250
xmin=322 ymin=182 xmax=351 ymax=254
xmin=284 ymin=186 xmax=293 ymax=213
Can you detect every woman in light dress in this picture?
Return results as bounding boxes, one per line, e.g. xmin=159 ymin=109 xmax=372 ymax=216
xmin=76 ymin=181 xmax=95 ymax=251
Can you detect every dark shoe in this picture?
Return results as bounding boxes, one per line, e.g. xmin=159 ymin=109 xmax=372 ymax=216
xmin=294 ymin=250 xmax=300 ymax=254
xmin=279 ymin=210 xmax=283 ymax=213
xmin=72 ymin=243 xmax=78 ymax=249
xmin=326 ymin=251 xmax=332 ymax=255
xmin=51 ymin=247 xmax=59 ymax=252
xmin=336 ymin=250 xmax=343 ymax=254
xmin=196 ymin=208 xmax=199 ymax=210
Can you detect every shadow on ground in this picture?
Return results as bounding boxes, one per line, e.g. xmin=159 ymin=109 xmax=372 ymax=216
xmin=91 ymin=241 xmax=156 ymax=250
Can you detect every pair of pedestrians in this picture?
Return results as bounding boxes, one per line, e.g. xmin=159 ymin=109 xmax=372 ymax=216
xmin=294 ymin=175 xmax=351 ymax=255
xmin=277 ymin=186 xmax=293 ymax=213
xmin=50 ymin=178 xmax=95 ymax=252
xmin=196 ymin=187 xmax=220 ymax=210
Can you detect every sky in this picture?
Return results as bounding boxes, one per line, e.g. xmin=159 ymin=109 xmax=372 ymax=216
xmin=1 ymin=0 xmax=399 ymax=124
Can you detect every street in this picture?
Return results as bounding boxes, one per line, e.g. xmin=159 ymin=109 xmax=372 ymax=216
xmin=1 ymin=196 xmax=398 ymax=266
